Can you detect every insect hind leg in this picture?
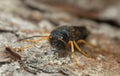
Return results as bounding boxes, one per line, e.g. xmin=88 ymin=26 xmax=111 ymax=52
xmin=77 ymin=40 xmax=108 ymax=55
xmin=14 ymin=36 xmax=50 ymax=51
xmin=73 ymin=41 xmax=96 ymax=60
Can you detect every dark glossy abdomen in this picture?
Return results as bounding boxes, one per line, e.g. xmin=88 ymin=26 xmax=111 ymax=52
xmin=69 ymin=26 xmax=90 ymax=41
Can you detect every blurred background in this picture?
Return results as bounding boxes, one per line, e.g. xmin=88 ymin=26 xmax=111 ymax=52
xmin=1 ymin=0 xmax=120 ymax=27
xmin=0 ymin=0 xmax=120 ymax=76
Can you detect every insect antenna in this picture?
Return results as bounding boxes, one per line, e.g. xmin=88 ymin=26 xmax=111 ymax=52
xmin=18 ymin=35 xmax=51 ymax=41
xmin=14 ymin=35 xmax=51 ymax=51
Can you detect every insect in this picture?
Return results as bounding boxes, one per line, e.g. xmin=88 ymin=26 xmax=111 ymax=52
xmin=14 ymin=26 xmax=106 ymax=67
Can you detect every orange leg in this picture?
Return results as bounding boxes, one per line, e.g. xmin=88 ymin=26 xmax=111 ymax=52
xmin=14 ymin=43 xmax=37 ymax=51
xmin=77 ymin=40 xmax=108 ymax=54
xmin=73 ymin=41 xmax=96 ymax=60
xmin=20 ymin=36 xmax=49 ymax=43
xmin=66 ymin=41 xmax=71 ymax=50
xmin=14 ymin=37 xmax=49 ymax=51
xmin=69 ymin=41 xmax=83 ymax=68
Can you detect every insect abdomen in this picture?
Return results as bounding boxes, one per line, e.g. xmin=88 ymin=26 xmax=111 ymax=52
xmin=69 ymin=26 xmax=90 ymax=41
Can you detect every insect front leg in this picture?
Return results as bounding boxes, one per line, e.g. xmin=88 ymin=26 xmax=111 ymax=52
xmin=14 ymin=43 xmax=37 ymax=51
xmin=14 ymin=37 xmax=49 ymax=51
